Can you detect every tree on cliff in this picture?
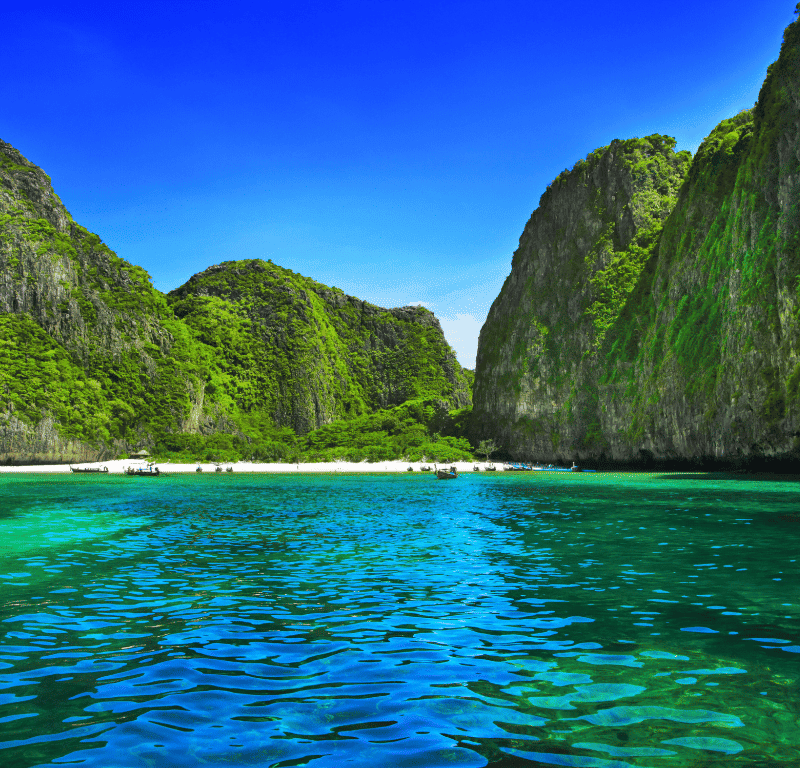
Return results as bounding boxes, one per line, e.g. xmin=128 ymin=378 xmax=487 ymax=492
xmin=476 ymin=439 xmax=498 ymax=462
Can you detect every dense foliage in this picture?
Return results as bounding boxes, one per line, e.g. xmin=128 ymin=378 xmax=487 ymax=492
xmin=300 ymin=399 xmax=474 ymax=463
xmin=0 ymin=155 xmax=207 ymax=451
xmin=145 ymin=400 xmax=476 ymax=464
xmin=0 ymin=141 xmax=471 ymax=463
xmin=168 ymin=260 xmax=471 ymax=434
xmin=0 ymin=314 xmax=111 ymax=442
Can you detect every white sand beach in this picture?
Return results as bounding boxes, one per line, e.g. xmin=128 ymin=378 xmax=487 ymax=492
xmin=0 ymin=460 xmax=501 ymax=474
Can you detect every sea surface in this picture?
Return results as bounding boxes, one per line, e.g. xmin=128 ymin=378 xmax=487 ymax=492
xmin=0 ymin=471 xmax=798 ymax=767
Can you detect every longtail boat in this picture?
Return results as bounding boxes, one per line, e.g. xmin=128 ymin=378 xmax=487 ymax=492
xmin=436 ymin=466 xmax=458 ymax=480
xmin=125 ymin=465 xmax=161 ymax=477
xmin=69 ymin=466 xmax=108 ymax=473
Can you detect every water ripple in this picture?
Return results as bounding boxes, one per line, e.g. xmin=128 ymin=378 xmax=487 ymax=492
xmin=0 ymin=472 xmax=798 ymax=766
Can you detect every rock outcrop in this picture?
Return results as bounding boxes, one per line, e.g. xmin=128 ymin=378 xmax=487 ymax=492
xmin=472 ymin=13 xmax=800 ymax=468
xmin=168 ymin=259 xmax=471 ymax=434
xmin=0 ymin=144 xmax=469 ymax=462
xmin=0 ymin=141 xmax=200 ymax=462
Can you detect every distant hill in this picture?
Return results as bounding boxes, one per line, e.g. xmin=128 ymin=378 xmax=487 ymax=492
xmin=0 ymin=146 xmax=469 ymax=463
xmin=471 ymin=12 xmax=800 ymax=469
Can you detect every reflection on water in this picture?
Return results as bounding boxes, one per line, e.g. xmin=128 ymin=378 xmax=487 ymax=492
xmin=0 ymin=472 xmax=798 ymax=766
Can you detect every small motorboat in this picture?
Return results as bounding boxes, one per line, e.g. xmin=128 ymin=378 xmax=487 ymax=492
xmin=125 ymin=464 xmax=161 ymax=477
xmin=436 ymin=466 xmax=458 ymax=480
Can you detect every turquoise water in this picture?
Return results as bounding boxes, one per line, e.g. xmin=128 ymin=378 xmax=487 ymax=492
xmin=0 ymin=471 xmax=798 ymax=767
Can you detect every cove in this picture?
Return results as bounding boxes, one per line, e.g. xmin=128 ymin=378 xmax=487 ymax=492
xmin=0 ymin=471 xmax=798 ymax=767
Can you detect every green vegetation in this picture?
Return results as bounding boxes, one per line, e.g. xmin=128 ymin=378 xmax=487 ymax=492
xmin=152 ymin=424 xmax=297 ymax=464
xmin=475 ymin=439 xmax=498 ymax=461
xmin=168 ymin=260 xmax=471 ymax=434
xmin=0 ymin=309 xmax=207 ymax=447
xmin=582 ymin=136 xmax=691 ymax=345
xmin=473 ymin=133 xmax=692 ymax=454
xmin=146 ymin=400 xmax=478 ymax=464
xmin=0 ymin=142 xmax=471 ymax=462
xmin=483 ymin=135 xmax=690 ymax=374
xmin=0 ymin=314 xmax=111 ymax=443
xmin=0 ymin=152 xmax=37 ymax=175
xmin=299 ymin=399 xmax=475 ymax=463
xmin=473 ymin=11 xmax=800 ymax=464
xmin=603 ymin=18 xmax=798 ymax=416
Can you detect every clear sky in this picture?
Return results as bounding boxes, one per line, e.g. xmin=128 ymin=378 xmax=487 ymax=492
xmin=1 ymin=1 xmax=795 ymax=368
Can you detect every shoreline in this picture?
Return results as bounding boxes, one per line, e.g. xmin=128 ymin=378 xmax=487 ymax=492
xmin=0 ymin=459 xmax=499 ymax=475
xmin=2 ymin=460 xmax=798 ymax=476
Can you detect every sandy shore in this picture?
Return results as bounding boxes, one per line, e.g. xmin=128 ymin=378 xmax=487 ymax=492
xmin=0 ymin=459 xmax=501 ymax=474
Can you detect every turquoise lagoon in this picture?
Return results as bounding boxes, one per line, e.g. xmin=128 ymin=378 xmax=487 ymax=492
xmin=0 ymin=471 xmax=798 ymax=767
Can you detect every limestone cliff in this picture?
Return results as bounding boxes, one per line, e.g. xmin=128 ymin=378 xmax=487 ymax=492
xmin=0 ymin=144 xmax=469 ymax=462
xmin=472 ymin=135 xmax=691 ymax=460
xmin=472 ymin=13 xmax=800 ymax=468
xmin=0 ymin=141 xmax=204 ymax=462
xmin=168 ymin=259 xmax=470 ymax=434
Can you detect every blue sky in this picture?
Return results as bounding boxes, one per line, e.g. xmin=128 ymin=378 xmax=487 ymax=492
xmin=1 ymin=1 xmax=795 ymax=367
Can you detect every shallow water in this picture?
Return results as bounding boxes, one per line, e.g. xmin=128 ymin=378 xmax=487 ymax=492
xmin=0 ymin=471 xmax=798 ymax=767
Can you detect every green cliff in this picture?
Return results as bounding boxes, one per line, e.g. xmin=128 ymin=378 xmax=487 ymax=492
xmin=0 ymin=143 xmax=469 ymax=463
xmin=472 ymin=12 xmax=800 ymax=468
xmin=167 ymin=259 xmax=470 ymax=434
xmin=0 ymin=140 xmax=204 ymax=462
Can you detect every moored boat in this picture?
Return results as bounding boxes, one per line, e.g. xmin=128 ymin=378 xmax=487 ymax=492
xmin=125 ymin=464 xmax=161 ymax=477
xmin=69 ymin=465 xmax=109 ymax=473
xmin=436 ymin=466 xmax=458 ymax=480
xmin=533 ymin=463 xmax=596 ymax=473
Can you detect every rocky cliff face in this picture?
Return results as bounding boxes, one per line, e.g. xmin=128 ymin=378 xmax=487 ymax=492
xmin=472 ymin=13 xmax=800 ymax=468
xmin=168 ymin=259 xmax=471 ymax=434
xmin=0 ymin=140 xmax=203 ymax=462
xmin=0 ymin=143 xmax=180 ymax=362
xmin=472 ymin=135 xmax=691 ymax=460
xmin=0 ymin=145 xmax=469 ymax=462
